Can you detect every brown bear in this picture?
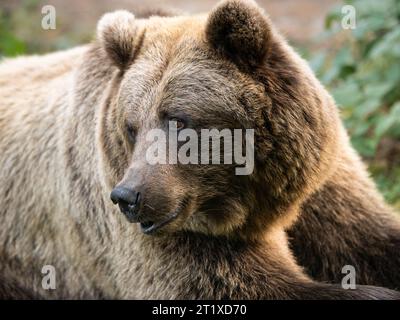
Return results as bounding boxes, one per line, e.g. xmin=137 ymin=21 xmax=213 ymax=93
xmin=0 ymin=0 xmax=399 ymax=299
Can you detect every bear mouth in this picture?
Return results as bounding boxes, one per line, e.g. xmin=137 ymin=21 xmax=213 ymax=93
xmin=139 ymin=213 xmax=179 ymax=235
xmin=140 ymin=196 xmax=190 ymax=235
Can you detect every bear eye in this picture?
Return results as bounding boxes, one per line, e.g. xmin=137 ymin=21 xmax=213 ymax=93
xmin=170 ymin=118 xmax=185 ymax=130
xmin=126 ymin=124 xmax=136 ymax=144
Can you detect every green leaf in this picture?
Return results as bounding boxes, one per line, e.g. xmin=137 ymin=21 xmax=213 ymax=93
xmin=354 ymin=99 xmax=381 ymax=119
xmin=369 ymin=27 xmax=400 ymax=59
xmin=364 ymin=82 xmax=393 ymax=100
xmin=375 ymin=102 xmax=400 ymax=137
xmin=332 ymin=82 xmax=363 ymax=107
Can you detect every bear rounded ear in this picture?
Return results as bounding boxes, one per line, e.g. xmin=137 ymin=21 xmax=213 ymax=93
xmin=97 ymin=10 xmax=139 ymax=69
xmin=206 ymin=0 xmax=271 ymax=66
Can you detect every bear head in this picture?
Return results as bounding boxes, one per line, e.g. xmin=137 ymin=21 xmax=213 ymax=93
xmin=95 ymin=0 xmax=341 ymax=240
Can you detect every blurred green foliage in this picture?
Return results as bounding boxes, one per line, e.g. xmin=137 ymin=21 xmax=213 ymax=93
xmin=308 ymin=0 xmax=400 ymax=208
xmin=0 ymin=8 xmax=27 ymax=57
xmin=0 ymin=0 xmax=91 ymax=58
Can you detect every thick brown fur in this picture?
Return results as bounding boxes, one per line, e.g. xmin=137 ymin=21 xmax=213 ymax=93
xmin=0 ymin=1 xmax=399 ymax=299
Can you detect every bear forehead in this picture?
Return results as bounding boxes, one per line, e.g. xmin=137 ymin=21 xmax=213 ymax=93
xmin=118 ymin=61 xmax=260 ymax=128
xmin=117 ymin=29 xmax=260 ymax=126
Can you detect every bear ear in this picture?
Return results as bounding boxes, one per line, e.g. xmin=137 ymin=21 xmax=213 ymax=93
xmin=97 ymin=10 xmax=140 ymax=69
xmin=206 ymin=0 xmax=271 ymax=66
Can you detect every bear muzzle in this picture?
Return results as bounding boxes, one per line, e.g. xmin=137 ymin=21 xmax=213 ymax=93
xmin=110 ymin=186 xmax=183 ymax=235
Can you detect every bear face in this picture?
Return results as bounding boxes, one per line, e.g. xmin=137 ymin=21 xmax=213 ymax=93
xmin=97 ymin=0 xmax=341 ymax=239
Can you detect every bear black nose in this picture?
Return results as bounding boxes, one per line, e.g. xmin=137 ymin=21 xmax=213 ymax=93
xmin=110 ymin=187 xmax=140 ymax=206
xmin=110 ymin=187 xmax=141 ymax=222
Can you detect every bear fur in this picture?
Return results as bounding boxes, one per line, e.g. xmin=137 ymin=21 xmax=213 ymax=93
xmin=0 ymin=0 xmax=399 ymax=299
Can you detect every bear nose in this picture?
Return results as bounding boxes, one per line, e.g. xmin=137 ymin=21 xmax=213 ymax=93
xmin=110 ymin=187 xmax=139 ymax=205
xmin=110 ymin=187 xmax=141 ymax=222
